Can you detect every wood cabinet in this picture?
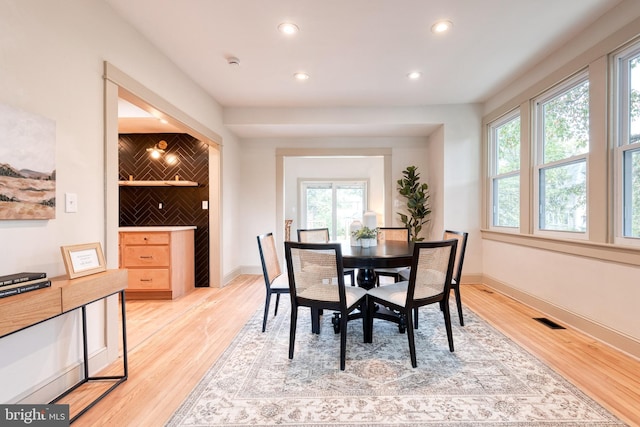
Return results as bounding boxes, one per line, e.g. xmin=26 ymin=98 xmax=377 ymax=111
xmin=119 ymin=227 xmax=195 ymax=300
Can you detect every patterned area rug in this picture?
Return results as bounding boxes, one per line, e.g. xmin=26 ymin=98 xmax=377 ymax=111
xmin=166 ymin=299 xmax=625 ymax=426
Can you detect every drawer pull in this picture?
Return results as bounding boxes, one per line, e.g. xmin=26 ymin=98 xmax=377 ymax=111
xmin=140 ymin=279 xmax=153 ymax=282
xmin=139 ymin=255 xmax=154 ymax=259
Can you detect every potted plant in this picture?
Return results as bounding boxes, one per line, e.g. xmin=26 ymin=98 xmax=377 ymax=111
xmin=397 ymin=165 xmax=431 ymax=242
xmin=352 ymin=226 xmax=378 ymax=248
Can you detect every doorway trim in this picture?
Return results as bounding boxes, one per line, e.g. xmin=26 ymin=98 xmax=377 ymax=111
xmin=103 ymin=62 xmax=222 ymax=287
xmin=276 ymin=147 xmax=392 ymax=260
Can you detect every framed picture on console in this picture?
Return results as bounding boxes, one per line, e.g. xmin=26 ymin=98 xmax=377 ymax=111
xmin=60 ymin=242 xmax=106 ymax=279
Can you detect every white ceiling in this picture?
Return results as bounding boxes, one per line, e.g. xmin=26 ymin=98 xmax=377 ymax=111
xmin=107 ymin=0 xmax=622 ymax=137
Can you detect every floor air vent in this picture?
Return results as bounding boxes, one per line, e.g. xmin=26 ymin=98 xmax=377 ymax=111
xmin=534 ymin=317 xmax=565 ymax=329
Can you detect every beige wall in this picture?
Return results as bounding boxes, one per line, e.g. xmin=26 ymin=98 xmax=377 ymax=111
xmin=7 ymin=0 xmax=637 ymax=405
xmin=237 ymin=104 xmax=483 ymax=274
xmin=481 ymin=1 xmax=640 ymax=356
xmin=284 ymin=156 xmax=386 ymax=232
xmin=0 ymin=0 xmax=239 ymax=402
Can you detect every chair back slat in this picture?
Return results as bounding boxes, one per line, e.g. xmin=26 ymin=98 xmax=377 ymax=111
xmin=443 ymin=230 xmax=469 ymax=283
xmin=257 ymin=233 xmax=281 ymax=287
xmin=406 ymin=239 xmax=457 ymax=304
xmin=377 ymin=227 xmax=410 ymax=243
xmin=297 ymin=228 xmax=330 ymax=243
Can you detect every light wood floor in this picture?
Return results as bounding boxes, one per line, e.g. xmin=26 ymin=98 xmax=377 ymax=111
xmin=66 ymin=276 xmax=640 ymax=426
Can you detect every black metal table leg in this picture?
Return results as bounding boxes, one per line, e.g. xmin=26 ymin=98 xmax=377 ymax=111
xmin=51 ymin=290 xmax=128 ymax=424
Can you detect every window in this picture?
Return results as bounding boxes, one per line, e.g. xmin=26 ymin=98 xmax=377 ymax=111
xmin=534 ymin=73 xmax=589 ymax=234
xmin=300 ymin=181 xmax=367 ymax=241
xmin=489 ymin=112 xmax=520 ymax=228
xmin=614 ymin=42 xmax=640 ymax=243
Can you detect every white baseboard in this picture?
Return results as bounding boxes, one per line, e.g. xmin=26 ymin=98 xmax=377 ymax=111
xmin=481 ymin=274 xmax=640 ymax=360
xmin=221 ymin=266 xmax=262 ymax=287
xmin=16 ymin=346 xmax=110 ymax=404
xmin=460 ymin=273 xmax=483 ymax=285
xmin=222 ymin=267 xmax=244 ymax=287
xmin=240 ymin=265 xmax=262 ymax=276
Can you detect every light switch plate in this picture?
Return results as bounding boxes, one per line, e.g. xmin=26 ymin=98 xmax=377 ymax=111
xmin=65 ymin=193 xmax=78 ymax=213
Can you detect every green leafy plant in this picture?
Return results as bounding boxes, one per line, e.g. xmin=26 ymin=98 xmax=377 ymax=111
xmin=397 ymin=165 xmax=431 ymax=242
xmin=351 ymin=226 xmax=378 ymax=240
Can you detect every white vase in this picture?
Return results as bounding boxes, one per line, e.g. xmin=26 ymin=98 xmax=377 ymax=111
xmin=361 ymin=238 xmax=371 ymax=248
xmin=349 ymin=220 xmax=362 ymax=246
xmin=363 ymin=211 xmax=377 ymax=229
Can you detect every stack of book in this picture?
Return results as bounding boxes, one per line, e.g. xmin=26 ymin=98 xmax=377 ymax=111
xmin=0 ymin=272 xmax=51 ymax=299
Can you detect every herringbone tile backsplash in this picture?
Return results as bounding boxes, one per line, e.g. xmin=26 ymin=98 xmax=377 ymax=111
xmin=119 ymin=133 xmax=210 ymax=287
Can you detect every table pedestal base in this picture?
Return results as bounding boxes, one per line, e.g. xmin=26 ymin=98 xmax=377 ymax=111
xmin=356 ymin=268 xmax=377 ymax=290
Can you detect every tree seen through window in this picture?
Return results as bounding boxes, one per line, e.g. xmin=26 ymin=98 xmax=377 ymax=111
xmin=537 ymin=77 xmax=589 ymax=232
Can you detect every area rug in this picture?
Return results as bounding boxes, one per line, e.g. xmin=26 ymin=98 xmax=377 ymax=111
xmin=166 ymin=299 xmax=626 ymax=426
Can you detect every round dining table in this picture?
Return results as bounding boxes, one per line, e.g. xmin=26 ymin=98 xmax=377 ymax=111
xmin=341 ymin=240 xmax=414 ymax=289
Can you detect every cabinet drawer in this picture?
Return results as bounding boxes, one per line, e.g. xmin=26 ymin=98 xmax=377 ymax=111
xmin=123 ymin=246 xmax=170 ymax=267
xmin=128 ymin=269 xmax=170 ymax=289
xmin=122 ymin=232 xmax=170 ymax=245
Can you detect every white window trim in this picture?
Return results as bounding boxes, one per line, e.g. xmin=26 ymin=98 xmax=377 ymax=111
xmin=533 ymin=71 xmax=590 ymax=240
xmin=488 ymin=110 xmax=521 ymax=232
xmin=613 ymin=42 xmax=640 ymax=246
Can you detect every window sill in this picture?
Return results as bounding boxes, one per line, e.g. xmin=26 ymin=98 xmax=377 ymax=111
xmin=481 ymin=229 xmax=640 ymax=267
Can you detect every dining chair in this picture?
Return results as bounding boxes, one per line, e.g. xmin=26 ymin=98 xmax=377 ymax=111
xmin=284 ymin=241 xmax=367 ymax=370
xmin=400 ymin=229 xmax=469 ymax=327
xmin=257 ymin=233 xmax=290 ymax=332
xmin=297 ymin=227 xmax=356 ymax=285
xmin=443 ymin=229 xmax=469 ymax=326
xmin=374 ymin=227 xmax=410 ymax=286
xmin=297 ymin=227 xmax=330 ymax=243
xmin=366 ymin=238 xmax=458 ymax=368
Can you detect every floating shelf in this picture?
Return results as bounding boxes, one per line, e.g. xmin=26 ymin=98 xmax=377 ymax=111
xmin=119 ymin=180 xmax=198 ymax=187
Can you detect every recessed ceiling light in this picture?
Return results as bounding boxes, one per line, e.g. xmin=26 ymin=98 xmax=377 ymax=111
xmin=431 ymin=20 xmax=453 ymax=34
xmin=407 ymin=71 xmax=422 ymax=80
xmin=294 ymin=72 xmax=309 ymax=81
xmin=278 ymin=22 xmax=299 ymax=35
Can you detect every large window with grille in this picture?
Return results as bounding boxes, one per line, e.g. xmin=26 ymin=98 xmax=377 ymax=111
xmin=614 ymin=42 xmax=640 ymax=243
xmin=534 ymin=72 xmax=589 ymax=234
xmin=300 ymin=181 xmax=367 ymax=241
xmin=489 ymin=111 xmax=521 ymax=229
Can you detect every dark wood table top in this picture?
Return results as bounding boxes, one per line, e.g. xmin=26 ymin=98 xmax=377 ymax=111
xmin=340 ymin=240 xmax=414 ymax=269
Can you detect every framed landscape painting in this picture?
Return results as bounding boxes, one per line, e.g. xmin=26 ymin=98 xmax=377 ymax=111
xmin=0 ymin=102 xmax=56 ymax=220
